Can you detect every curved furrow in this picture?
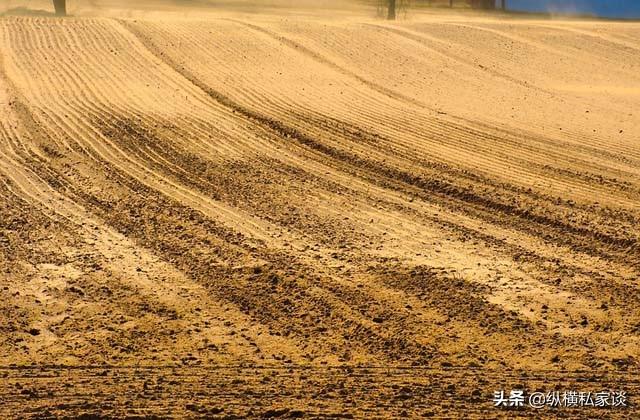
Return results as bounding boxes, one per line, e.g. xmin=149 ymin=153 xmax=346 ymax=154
xmin=365 ymin=21 xmax=640 ymax=158
xmin=1 ymin=11 xmax=639 ymax=386
xmin=0 ymin=17 xmax=496 ymax=368
xmin=130 ymin=18 xmax=640 ymax=208
xmin=4 ymin=20 xmax=290 ymax=245
xmin=119 ymin=18 xmax=636 ymax=266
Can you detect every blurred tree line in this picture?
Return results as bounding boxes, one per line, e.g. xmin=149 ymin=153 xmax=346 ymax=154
xmin=382 ymin=0 xmax=505 ymax=19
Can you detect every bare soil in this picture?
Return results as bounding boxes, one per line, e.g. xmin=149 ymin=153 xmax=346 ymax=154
xmin=0 ymin=1 xmax=639 ymax=418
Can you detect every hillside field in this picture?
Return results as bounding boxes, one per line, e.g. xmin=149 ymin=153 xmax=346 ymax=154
xmin=0 ymin=0 xmax=639 ymax=417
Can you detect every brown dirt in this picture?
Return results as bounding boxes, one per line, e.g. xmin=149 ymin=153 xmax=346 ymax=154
xmin=0 ymin=1 xmax=639 ymax=418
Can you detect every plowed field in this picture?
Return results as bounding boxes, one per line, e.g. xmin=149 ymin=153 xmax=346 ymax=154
xmin=1 ymin=1 xmax=639 ymax=418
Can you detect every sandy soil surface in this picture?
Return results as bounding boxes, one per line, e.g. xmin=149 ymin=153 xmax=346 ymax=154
xmin=0 ymin=0 xmax=639 ymax=418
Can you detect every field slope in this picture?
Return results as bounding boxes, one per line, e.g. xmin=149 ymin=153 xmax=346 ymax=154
xmin=0 ymin=4 xmax=639 ymax=418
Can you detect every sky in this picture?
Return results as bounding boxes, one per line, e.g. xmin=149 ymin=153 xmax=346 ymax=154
xmin=507 ymin=0 xmax=640 ymax=18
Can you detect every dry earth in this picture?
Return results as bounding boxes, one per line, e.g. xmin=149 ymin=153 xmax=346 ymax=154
xmin=0 ymin=0 xmax=639 ymax=418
